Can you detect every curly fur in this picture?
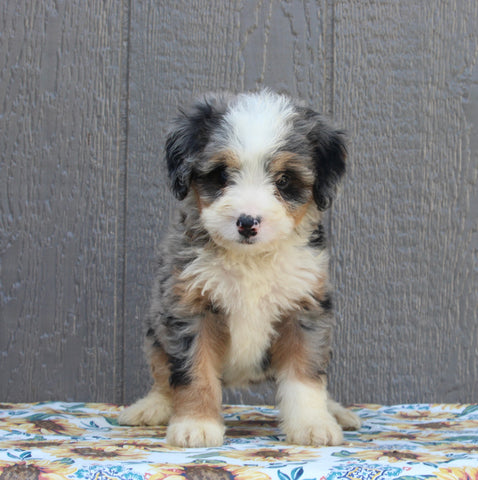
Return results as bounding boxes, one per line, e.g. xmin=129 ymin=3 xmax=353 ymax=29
xmin=119 ymin=90 xmax=361 ymax=447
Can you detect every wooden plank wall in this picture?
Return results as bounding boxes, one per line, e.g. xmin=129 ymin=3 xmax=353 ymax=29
xmin=1 ymin=0 xmax=476 ymax=405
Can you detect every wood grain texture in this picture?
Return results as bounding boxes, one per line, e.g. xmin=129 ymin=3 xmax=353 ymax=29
xmin=330 ymin=0 xmax=478 ymax=404
xmin=1 ymin=0 xmax=476 ymax=405
xmin=0 ymin=0 xmax=125 ymax=401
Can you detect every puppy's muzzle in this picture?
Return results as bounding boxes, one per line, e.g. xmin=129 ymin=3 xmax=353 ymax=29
xmin=236 ymin=214 xmax=261 ymax=239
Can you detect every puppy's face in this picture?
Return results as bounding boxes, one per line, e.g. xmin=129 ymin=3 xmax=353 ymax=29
xmin=166 ymin=91 xmax=346 ymax=251
xmin=194 ymin=150 xmax=315 ymax=249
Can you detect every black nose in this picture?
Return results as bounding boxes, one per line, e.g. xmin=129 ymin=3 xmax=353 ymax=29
xmin=236 ymin=214 xmax=261 ymax=238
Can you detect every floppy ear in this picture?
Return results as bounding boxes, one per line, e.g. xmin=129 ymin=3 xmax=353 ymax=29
xmin=300 ymin=108 xmax=347 ymax=210
xmin=165 ymin=97 xmax=226 ymax=200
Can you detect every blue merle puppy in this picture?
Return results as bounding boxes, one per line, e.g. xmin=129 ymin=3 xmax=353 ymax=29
xmin=119 ymin=90 xmax=361 ymax=447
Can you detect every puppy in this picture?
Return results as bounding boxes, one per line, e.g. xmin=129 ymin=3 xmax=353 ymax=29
xmin=119 ymin=90 xmax=361 ymax=447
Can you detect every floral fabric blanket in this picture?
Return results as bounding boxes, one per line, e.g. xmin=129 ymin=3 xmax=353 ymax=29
xmin=0 ymin=403 xmax=477 ymax=480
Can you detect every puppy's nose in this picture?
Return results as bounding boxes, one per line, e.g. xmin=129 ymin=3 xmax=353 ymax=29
xmin=236 ymin=214 xmax=261 ymax=238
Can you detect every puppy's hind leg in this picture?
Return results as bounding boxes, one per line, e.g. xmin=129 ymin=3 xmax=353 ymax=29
xmin=118 ymin=346 xmax=173 ymax=426
xmin=327 ymin=396 xmax=362 ymax=431
xmin=119 ymin=389 xmax=172 ymax=426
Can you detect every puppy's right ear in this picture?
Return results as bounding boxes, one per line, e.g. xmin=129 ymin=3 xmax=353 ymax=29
xmin=165 ymin=97 xmax=226 ymax=200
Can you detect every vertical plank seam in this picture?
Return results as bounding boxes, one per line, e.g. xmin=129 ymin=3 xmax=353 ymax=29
xmin=327 ymin=0 xmax=336 ymax=118
xmin=114 ymin=0 xmax=132 ymax=405
xmin=326 ymin=0 xmax=336 ymax=247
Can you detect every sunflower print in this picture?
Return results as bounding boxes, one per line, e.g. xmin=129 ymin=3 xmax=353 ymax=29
xmin=433 ymin=466 xmax=478 ymax=480
xmin=0 ymin=402 xmax=477 ymax=479
xmin=345 ymin=448 xmax=450 ymax=464
xmin=1 ymin=415 xmax=86 ymax=436
xmin=222 ymin=446 xmax=320 ymax=463
xmin=0 ymin=459 xmax=76 ymax=480
xmin=147 ymin=463 xmax=272 ymax=480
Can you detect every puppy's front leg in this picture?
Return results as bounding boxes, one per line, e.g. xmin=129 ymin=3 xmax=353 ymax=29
xmin=166 ymin=312 xmax=226 ymax=448
xmin=277 ymin=374 xmax=343 ymax=446
xmin=272 ymin=315 xmax=343 ymax=446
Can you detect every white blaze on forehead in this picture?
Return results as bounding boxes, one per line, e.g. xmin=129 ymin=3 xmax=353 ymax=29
xmin=199 ymin=92 xmax=301 ymax=250
xmin=222 ymin=91 xmax=296 ymax=163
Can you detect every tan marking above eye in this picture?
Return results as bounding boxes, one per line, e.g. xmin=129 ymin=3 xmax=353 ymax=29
xmin=269 ymin=151 xmax=315 ymax=186
xmin=209 ymin=150 xmax=241 ymax=169
xmin=269 ymin=151 xmax=301 ymax=172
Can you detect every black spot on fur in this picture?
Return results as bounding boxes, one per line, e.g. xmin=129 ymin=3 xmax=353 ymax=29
xmin=308 ymin=223 xmax=326 ymax=249
xmin=207 ymin=302 xmax=221 ymax=314
xmin=167 ymin=335 xmax=194 ymax=387
xmin=261 ymin=350 xmax=272 ymax=372
xmin=319 ymin=293 xmax=333 ymax=312
xmin=168 ymin=353 xmax=193 ymax=387
xmin=160 ymin=315 xmax=197 ymax=387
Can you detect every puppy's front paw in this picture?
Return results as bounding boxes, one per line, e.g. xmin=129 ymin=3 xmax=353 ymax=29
xmin=118 ymin=391 xmax=172 ymax=426
xmin=284 ymin=413 xmax=343 ymax=446
xmin=167 ymin=416 xmax=225 ymax=448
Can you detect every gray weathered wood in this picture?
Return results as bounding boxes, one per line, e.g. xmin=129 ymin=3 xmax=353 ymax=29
xmin=0 ymin=0 xmax=126 ymax=401
xmin=330 ymin=0 xmax=478 ymax=404
xmin=0 ymin=0 xmax=476 ymax=405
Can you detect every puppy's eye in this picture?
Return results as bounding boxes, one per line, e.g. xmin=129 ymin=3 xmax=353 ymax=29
xmin=197 ymin=164 xmax=229 ymax=197
xmin=276 ymin=173 xmax=290 ymax=189
xmin=209 ymin=165 xmax=229 ymax=187
xmin=274 ymin=170 xmax=309 ymax=204
xmin=201 ymin=165 xmax=229 ymax=188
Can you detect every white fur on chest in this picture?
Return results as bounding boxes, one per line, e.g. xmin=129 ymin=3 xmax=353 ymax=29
xmin=180 ymin=242 xmax=328 ymax=386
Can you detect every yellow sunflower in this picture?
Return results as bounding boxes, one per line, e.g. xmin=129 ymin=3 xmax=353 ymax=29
xmin=396 ymin=410 xmax=453 ymax=421
xmin=404 ymin=419 xmax=478 ymax=431
xmin=222 ymin=446 xmax=319 ymax=462
xmin=65 ymin=441 xmax=151 ymax=461
xmin=351 ymin=449 xmax=449 ymax=464
xmin=0 ymin=440 xmax=68 ymax=453
xmin=147 ymin=462 xmax=272 ymax=480
xmin=427 ymin=442 xmax=478 ymax=454
xmin=0 ymin=459 xmax=76 ymax=480
xmin=385 ymin=420 xmax=448 ymax=431
xmin=0 ymin=438 xmax=180 ymax=460
xmin=2 ymin=416 xmax=86 ymax=436
xmin=432 ymin=466 xmax=478 ymax=480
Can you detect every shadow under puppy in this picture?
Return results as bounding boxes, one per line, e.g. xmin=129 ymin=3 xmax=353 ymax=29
xmin=119 ymin=90 xmax=361 ymax=447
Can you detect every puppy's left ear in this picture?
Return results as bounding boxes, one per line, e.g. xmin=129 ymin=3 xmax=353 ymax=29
xmin=300 ymin=108 xmax=347 ymax=211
